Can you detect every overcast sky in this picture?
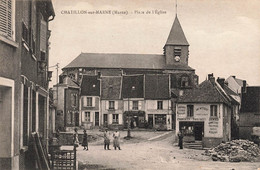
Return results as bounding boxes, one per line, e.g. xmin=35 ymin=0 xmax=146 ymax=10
xmin=49 ymin=0 xmax=260 ymax=87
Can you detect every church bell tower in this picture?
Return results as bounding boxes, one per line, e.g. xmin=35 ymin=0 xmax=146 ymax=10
xmin=164 ymin=15 xmax=189 ymax=65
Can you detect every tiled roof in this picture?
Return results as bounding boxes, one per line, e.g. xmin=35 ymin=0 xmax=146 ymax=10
xmin=122 ymin=75 xmax=144 ymax=98
xmin=165 ymin=16 xmax=189 ymax=46
xmin=178 ymin=80 xmax=230 ymax=104
xmin=80 ymin=75 xmax=100 ymax=96
xmin=145 ymin=74 xmax=170 ymax=99
xmin=101 ymin=76 xmax=122 ymax=100
xmin=63 ymin=53 xmax=194 ymax=71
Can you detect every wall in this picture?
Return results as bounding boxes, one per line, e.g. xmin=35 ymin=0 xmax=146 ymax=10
xmin=101 ymin=100 xmax=124 ymax=125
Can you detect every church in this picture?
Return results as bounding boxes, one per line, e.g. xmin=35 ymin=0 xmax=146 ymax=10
xmin=56 ymin=15 xmax=199 ymax=130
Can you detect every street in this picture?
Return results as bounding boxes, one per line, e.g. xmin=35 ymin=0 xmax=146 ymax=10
xmin=62 ymin=131 xmax=260 ymax=170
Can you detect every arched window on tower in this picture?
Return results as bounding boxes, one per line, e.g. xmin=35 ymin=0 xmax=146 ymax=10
xmin=180 ymin=75 xmax=189 ymax=88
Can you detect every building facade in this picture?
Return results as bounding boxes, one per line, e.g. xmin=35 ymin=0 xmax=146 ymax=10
xmin=57 ymin=15 xmax=198 ymax=130
xmin=176 ymin=74 xmax=234 ymax=148
xmin=0 ymin=0 xmax=55 ymax=169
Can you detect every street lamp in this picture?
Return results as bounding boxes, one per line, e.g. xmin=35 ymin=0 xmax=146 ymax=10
xmin=126 ymin=86 xmax=135 ymax=139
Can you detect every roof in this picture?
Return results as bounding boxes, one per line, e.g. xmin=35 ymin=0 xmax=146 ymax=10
xmin=80 ymin=75 xmax=100 ymax=96
xmin=145 ymin=74 xmax=170 ymax=99
xmin=122 ymin=75 xmax=144 ymax=98
xmin=241 ymin=86 xmax=260 ymax=113
xmin=165 ymin=16 xmax=189 ymax=46
xmin=101 ymin=76 xmax=122 ymax=100
xmin=63 ymin=53 xmax=194 ymax=71
xmin=178 ymin=80 xmax=230 ymax=104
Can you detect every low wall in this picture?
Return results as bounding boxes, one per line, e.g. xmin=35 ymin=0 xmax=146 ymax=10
xmin=202 ymin=137 xmax=223 ymax=148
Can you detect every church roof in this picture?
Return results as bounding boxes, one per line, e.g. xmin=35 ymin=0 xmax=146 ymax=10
xmin=165 ymin=16 xmax=189 ymax=46
xmin=63 ymin=53 xmax=194 ymax=71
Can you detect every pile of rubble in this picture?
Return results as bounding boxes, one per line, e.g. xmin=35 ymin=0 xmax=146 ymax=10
xmin=203 ymin=140 xmax=260 ymax=162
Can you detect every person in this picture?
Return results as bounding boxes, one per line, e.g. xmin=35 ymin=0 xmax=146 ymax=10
xmin=177 ymin=131 xmax=183 ymax=149
xmin=82 ymin=129 xmax=88 ymax=150
xmin=73 ymin=128 xmax=79 ymax=149
xmin=113 ymin=130 xmax=121 ymax=150
xmin=103 ymin=129 xmax=111 ymax=150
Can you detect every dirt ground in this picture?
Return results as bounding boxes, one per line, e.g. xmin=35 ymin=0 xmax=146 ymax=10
xmin=62 ymin=130 xmax=260 ymax=170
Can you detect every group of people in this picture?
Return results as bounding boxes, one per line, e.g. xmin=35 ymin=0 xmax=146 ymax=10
xmin=73 ymin=128 xmax=121 ymax=151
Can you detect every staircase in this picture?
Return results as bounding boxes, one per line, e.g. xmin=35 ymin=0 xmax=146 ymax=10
xmin=183 ymin=141 xmax=203 ymax=150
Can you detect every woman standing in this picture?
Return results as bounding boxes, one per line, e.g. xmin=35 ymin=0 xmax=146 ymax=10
xmin=73 ymin=128 xmax=79 ymax=149
xmin=113 ymin=130 xmax=121 ymax=150
xmin=82 ymin=129 xmax=88 ymax=150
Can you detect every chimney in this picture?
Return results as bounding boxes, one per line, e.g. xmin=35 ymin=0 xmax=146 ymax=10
xmin=232 ymin=76 xmax=236 ymax=79
xmin=208 ymin=73 xmax=215 ymax=84
xmin=242 ymin=80 xmax=247 ymax=93
xmin=217 ymin=77 xmax=225 ymax=88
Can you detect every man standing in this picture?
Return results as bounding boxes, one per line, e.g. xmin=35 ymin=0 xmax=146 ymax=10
xmin=178 ymin=131 xmax=184 ymax=149
xmin=103 ymin=129 xmax=111 ymax=150
xmin=113 ymin=130 xmax=121 ymax=150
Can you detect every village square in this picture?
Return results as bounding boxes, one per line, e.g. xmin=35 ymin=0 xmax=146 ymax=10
xmin=0 ymin=0 xmax=260 ymax=169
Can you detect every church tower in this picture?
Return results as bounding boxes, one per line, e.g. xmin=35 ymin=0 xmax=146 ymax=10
xmin=164 ymin=15 xmax=189 ymax=65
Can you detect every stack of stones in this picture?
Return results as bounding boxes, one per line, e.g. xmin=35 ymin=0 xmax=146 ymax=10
xmin=203 ymin=140 xmax=260 ymax=162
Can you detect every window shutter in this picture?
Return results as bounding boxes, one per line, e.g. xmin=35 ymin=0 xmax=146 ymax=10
xmin=92 ymin=97 xmax=95 ymax=107
xmin=40 ymin=19 xmax=47 ymax=52
xmin=83 ymin=97 xmax=87 ymax=107
xmin=106 ymin=101 xmax=109 ymax=110
xmin=138 ymin=101 xmax=142 ymax=110
xmin=0 ymin=0 xmax=12 ymax=38
xmin=115 ymin=101 xmax=118 ymax=110
xmin=129 ymin=101 xmax=133 ymax=110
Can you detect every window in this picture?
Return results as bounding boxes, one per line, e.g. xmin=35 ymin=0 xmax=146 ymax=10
xmin=155 ymin=114 xmax=166 ymax=125
xmin=181 ymin=76 xmax=189 ymax=87
xmin=85 ymin=112 xmax=90 ymax=122
xmin=132 ymin=101 xmax=138 ymax=110
xmin=0 ymin=0 xmax=13 ymax=38
xmin=87 ymin=97 xmax=92 ymax=107
xmin=71 ymin=93 xmax=77 ymax=107
xmin=22 ymin=22 xmax=29 ymax=44
xmin=174 ymin=47 xmax=181 ymax=56
xmin=210 ymin=105 xmax=218 ymax=117
xmin=187 ymin=105 xmax=194 ymax=117
xmin=109 ymin=101 xmax=115 ymax=110
xmin=157 ymin=101 xmax=163 ymax=110
xmin=112 ymin=114 xmax=119 ymax=124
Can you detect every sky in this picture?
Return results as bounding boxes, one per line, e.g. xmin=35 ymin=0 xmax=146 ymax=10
xmin=49 ymin=0 xmax=260 ymax=87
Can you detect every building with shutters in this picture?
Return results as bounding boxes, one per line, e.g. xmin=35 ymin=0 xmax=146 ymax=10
xmin=0 ymin=0 xmax=55 ymax=169
xmin=57 ymin=15 xmax=199 ymax=130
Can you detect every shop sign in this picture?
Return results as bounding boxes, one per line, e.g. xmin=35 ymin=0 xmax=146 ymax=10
xmin=194 ymin=106 xmax=209 ymax=118
xmin=208 ymin=121 xmax=218 ymax=134
xmin=177 ymin=105 xmax=186 ymax=114
xmin=177 ymin=117 xmax=205 ymax=121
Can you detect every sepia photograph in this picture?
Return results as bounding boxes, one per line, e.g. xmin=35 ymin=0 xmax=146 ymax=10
xmin=0 ymin=0 xmax=260 ymax=169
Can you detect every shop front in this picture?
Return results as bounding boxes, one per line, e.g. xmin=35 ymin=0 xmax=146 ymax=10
xmin=179 ymin=121 xmax=204 ymax=142
xmin=123 ymin=111 xmax=146 ymax=128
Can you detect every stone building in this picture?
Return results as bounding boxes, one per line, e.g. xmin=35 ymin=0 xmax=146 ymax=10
xmin=58 ymin=15 xmax=198 ymax=130
xmin=176 ymin=74 xmax=235 ymax=148
xmin=0 ymin=0 xmax=55 ymax=169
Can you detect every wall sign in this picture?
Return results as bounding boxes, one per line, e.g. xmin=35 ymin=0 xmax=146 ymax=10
xmin=208 ymin=121 xmax=218 ymax=134
xmin=177 ymin=106 xmax=186 ymax=114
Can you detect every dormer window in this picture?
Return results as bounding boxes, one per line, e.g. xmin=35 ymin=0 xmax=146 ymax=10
xmin=181 ymin=76 xmax=189 ymax=87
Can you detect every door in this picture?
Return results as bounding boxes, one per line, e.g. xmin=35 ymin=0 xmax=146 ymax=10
xmin=95 ymin=112 xmax=99 ymax=126
xmin=103 ymin=114 xmax=108 ymax=127
xmin=148 ymin=114 xmax=153 ymax=128
xmin=194 ymin=122 xmax=204 ymax=140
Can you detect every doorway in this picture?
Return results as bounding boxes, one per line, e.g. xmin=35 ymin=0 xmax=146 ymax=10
xmin=95 ymin=112 xmax=99 ymax=126
xmin=148 ymin=114 xmax=153 ymax=128
xmin=194 ymin=122 xmax=204 ymax=140
xmin=103 ymin=114 xmax=108 ymax=127
xmin=75 ymin=112 xmax=79 ymax=126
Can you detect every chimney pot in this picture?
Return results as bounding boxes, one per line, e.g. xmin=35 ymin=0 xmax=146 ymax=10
xmin=242 ymin=80 xmax=247 ymax=93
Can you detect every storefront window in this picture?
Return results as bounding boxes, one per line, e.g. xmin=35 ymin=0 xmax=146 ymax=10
xmin=155 ymin=114 xmax=166 ymax=125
